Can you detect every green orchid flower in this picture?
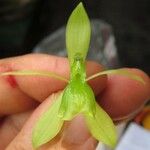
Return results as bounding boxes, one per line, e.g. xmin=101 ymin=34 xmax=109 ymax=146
xmin=0 ymin=2 xmax=145 ymax=149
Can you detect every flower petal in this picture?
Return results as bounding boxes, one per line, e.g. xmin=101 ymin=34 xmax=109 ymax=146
xmin=0 ymin=70 xmax=68 ymax=82
xmin=32 ymin=92 xmax=64 ymax=148
xmin=85 ymin=102 xmax=117 ymax=148
xmin=66 ymin=2 xmax=91 ymax=64
xmin=58 ymin=81 xmax=96 ymax=120
xmin=86 ymin=69 xmax=145 ymax=84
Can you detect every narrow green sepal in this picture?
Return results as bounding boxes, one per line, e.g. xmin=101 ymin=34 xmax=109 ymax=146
xmin=32 ymin=92 xmax=64 ymax=149
xmin=0 ymin=70 xmax=68 ymax=82
xmin=86 ymin=69 xmax=145 ymax=84
xmin=85 ymin=103 xmax=117 ymax=148
xmin=66 ymin=2 xmax=91 ymax=64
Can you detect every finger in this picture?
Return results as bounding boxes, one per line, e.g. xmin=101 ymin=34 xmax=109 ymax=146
xmin=97 ymin=68 xmax=150 ymax=121
xmin=0 ymin=56 xmax=38 ymax=115
xmin=0 ymin=111 xmax=33 ymax=149
xmin=60 ymin=116 xmax=97 ymax=150
xmin=6 ymin=92 xmax=97 ymax=150
xmin=0 ymin=54 xmax=106 ymax=115
xmin=0 ymin=78 xmax=37 ymax=115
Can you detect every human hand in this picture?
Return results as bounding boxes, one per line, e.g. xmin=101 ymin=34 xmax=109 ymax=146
xmin=0 ymin=54 xmax=149 ymax=150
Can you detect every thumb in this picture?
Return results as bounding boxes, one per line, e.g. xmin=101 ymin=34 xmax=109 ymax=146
xmin=6 ymin=92 xmax=97 ymax=150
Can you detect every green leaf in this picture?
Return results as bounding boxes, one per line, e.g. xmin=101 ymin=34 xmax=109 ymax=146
xmin=86 ymin=69 xmax=145 ymax=84
xmin=66 ymin=2 xmax=91 ymax=64
xmin=0 ymin=70 xmax=68 ymax=83
xmin=85 ymin=103 xmax=117 ymax=148
xmin=32 ymin=92 xmax=64 ymax=149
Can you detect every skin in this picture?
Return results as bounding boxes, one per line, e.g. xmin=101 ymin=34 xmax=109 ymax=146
xmin=0 ymin=54 xmax=149 ymax=150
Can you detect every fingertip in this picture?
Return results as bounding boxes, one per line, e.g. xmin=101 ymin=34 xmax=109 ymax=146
xmin=124 ymin=68 xmax=150 ymax=102
xmin=129 ymin=68 xmax=150 ymax=95
xmin=97 ymin=68 xmax=150 ymax=119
